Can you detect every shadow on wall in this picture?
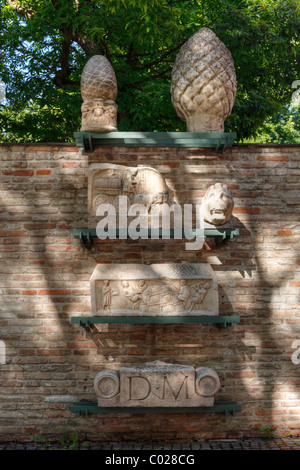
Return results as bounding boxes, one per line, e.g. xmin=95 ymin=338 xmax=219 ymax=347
xmin=79 ymin=147 xmax=300 ymax=439
xmin=0 ymin=144 xmax=90 ymax=441
xmin=73 ymin=151 xmax=262 ymax=440
xmin=0 ymin=143 xmax=299 ymax=441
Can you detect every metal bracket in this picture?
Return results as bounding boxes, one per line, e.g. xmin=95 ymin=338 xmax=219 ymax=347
xmin=71 ymin=315 xmax=240 ymax=327
xmin=74 ymin=131 xmax=237 ymax=152
xmin=82 ymin=135 xmax=93 ymax=152
xmin=215 ymin=136 xmax=229 ymax=153
xmin=72 ymin=228 xmax=239 ymax=250
xmin=71 ymin=400 xmax=242 ymax=417
xmin=79 ymin=231 xmax=93 ymax=250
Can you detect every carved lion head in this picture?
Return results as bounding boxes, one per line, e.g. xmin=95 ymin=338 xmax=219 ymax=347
xmin=201 ymin=183 xmax=234 ymax=225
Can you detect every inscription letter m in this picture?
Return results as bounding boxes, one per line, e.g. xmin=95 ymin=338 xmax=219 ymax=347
xmin=162 ymin=375 xmax=189 ymax=400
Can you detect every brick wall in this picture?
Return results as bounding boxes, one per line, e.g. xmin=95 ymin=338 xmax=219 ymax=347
xmin=0 ymin=142 xmax=299 ymax=442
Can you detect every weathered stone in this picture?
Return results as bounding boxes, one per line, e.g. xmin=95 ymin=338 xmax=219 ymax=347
xmin=171 ymin=27 xmax=236 ymax=132
xmin=195 ymin=367 xmax=220 ymax=397
xmin=201 ymin=183 xmax=234 ymax=226
xmin=94 ymin=370 xmax=120 ymax=406
xmin=80 ymin=55 xmax=118 ymax=132
xmin=88 ymin=163 xmax=174 ymax=227
xmin=90 ymin=263 xmax=218 ymax=316
xmin=95 ymin=362 xmax=220 ymax=407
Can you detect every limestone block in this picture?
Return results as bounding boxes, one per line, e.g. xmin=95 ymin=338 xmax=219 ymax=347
xmin=88 ymin=163 xmax=174 ymax=228
xmin=95 ymin=362 xmax=220 ymax=407
xmin=88 ymin=163 xmax=174 ymax=213
xmin=171 ymin=28 xmax=236 ymax=132
xmin=90 ymin=263 xmax=218 ymax=316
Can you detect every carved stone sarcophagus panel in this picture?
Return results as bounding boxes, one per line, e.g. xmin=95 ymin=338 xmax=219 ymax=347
xmin=90 ymin=263 xmax=218 ymax=317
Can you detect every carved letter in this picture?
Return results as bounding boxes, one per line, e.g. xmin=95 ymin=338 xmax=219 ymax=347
xmin=128 ymin=376 xmax=151 ymax=401
xmin=162 ymin=375 xmax=189 ymax=400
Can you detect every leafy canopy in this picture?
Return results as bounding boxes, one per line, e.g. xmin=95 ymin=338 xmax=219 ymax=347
xmin=0 ymin=0 xmax=299 ymax=142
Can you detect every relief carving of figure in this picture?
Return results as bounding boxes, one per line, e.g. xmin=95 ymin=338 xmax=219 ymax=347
xmin=188 ymin=282 xmax=211 ymax=311
xmin=178 ymin=280 xmax=190 ymax=302
xmin=101 ymin=280 xmax=119 ymax=311
xmin=116 ymin=278 xmax=211 ymax=314
xmin=121 ymin=281 xmax=139 ymax=304
xmin=101 ymin=280 xmax=111 ymax=311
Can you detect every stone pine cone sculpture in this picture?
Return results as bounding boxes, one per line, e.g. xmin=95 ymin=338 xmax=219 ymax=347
xmin=80 ymin=55 xmax=118 ymax=132
xmin=171 ymin=27 xmax=236 ymax=133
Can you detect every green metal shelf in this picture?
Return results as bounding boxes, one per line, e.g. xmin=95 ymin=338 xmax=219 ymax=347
xmin=71 ymin=315 xmax=240 ymax=327
xmin=72 ymin=228 xmax=239 ymax=250
xmin=71 ymin=400 xmax=241 ymax=417
xmin=74 ymin=131 xmax=237 ymax=152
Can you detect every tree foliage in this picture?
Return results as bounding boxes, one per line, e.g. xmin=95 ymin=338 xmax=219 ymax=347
xmin=246 ymin=102 xmax=300 ymax=143
xmin=0 ymin=0 xmax=299 ymax=142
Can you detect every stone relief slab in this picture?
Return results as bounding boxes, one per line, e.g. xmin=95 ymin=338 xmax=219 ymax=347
xmin=90 ymin=263 xmax=218 ymax=316
xmin=94 ymin=361 xmax=220 ymax=407
xmin=88 ymin=163 xmax=174 ymax=227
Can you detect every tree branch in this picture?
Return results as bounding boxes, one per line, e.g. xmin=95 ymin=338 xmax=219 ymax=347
xmin=132 ymin=41 xmax=185 ymax=71
xmin=71 ymin=34 xmax=104 ymax=56
xmin=132 ymin=67 xmax=173 ymax=86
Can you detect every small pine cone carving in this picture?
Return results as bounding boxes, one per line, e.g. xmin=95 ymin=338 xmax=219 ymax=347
xmin=80 ymin=55 xmax=118 ymax=132
xmin=171 ymin=28 xmax=236 ymax=133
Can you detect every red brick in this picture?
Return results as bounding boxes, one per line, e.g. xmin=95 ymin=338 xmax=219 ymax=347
xmin=58 ymin=224 xmax=73 ymax=229
xmin=37 ymin=349 xmax=68 ymax=356
xmin=163 ymin=162 xmax=180 ymax=168
xmin=27 ymin=145 xmax=59 ymax=151
xmin=24 ymin=428 xmax=39 ymax=435
xmin=50 ymin=404 xmax=67 ymax=410
xmin=19 ymin=350 xmax=35 ymax=356
xmin=0 ymin=230 xmax=27 ymax=237
xmin=36 ymin=169 xmax=51 ymax=175
xmin=24 ymin=223 xmax=56 ymax=230
xmin=233 ymin=207 xmax=261 ymax=214
xmin=128 ymin=349 xmax=145 ymax=355
xmin=3 ymin=170 xmax=34 ymax=176
xmin=257 ymin=155 xmax=289 ymax=161
xmin=62 ymin=162 xmax=78 ymax=168
xmin=39 ymin=289 xmax=70 ymax=295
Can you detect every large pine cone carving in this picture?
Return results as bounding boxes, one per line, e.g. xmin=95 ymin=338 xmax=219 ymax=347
xmin=80 ymin=55 xmax=118 ymax=132
xmin=171 ymin=28 xmax=236 ymax=133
